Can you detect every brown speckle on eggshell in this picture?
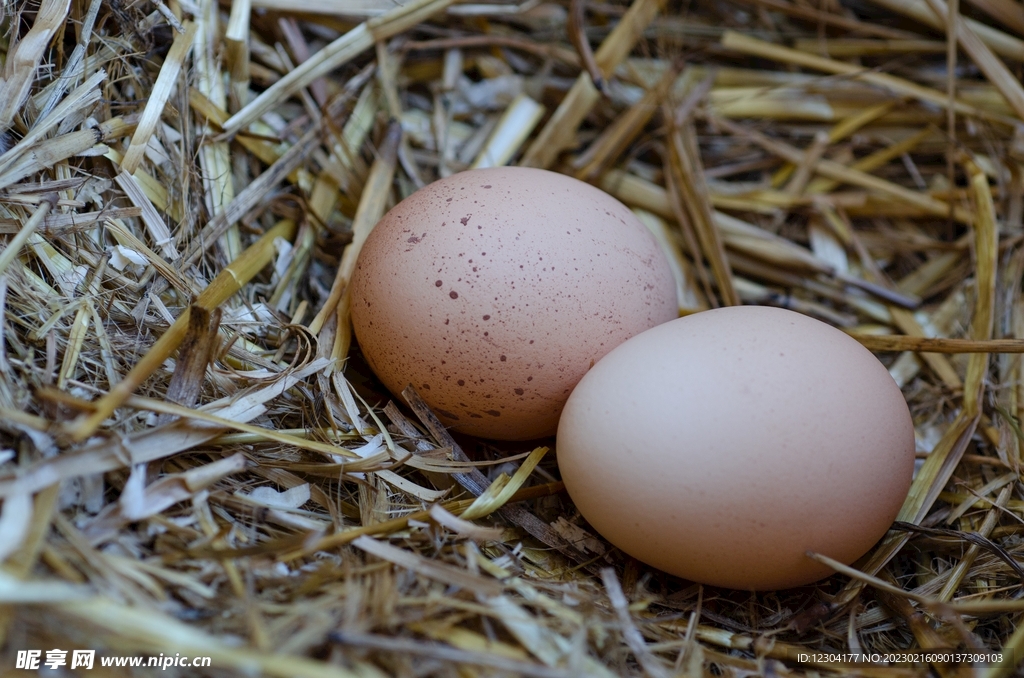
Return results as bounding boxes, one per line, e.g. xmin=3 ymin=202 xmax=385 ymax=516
xmin=350 ymin=167 xmax=678 ymax=440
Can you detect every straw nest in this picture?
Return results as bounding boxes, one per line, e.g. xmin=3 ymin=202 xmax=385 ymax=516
xmin=1 ymin=0 xmax=1024 ymax=675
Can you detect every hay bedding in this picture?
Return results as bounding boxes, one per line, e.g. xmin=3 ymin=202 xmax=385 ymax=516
xmin=0 ymin=0 xmax=1023 ymax=675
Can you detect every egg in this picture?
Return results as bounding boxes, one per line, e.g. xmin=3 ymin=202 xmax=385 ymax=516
xmin=350 ymin=167 xmax=678 ymax=440
xmin=556 ymin=306 xmax=916 ymax=590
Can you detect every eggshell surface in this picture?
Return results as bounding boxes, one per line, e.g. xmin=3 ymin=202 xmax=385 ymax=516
xmin=350 ymin=167 xmax=678 ymax=440
xmin=556 ymin=306 xmax=916 ymax=590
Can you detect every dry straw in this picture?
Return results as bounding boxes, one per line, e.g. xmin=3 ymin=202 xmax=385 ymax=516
xmin=1 ymin=0 xmax=1024 ymax=676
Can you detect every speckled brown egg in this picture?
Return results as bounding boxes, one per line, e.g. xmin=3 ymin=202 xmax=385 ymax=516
xmin=350 ymin=167 xmax=678 ymax=440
